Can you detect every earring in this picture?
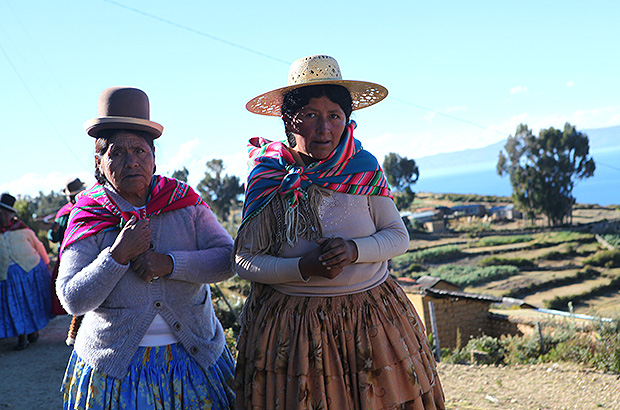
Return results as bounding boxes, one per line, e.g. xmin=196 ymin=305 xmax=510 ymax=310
xmin=285 ymin=130 xmax=297 ymax=147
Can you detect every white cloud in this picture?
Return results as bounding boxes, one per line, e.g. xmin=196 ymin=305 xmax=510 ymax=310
xmin=566 ymin=81 xmax=575 ymax=87
xmin=0 ymin=171 xmax=94 ymax=199
xmin=510 ymin=86 xmax=528 ymax=95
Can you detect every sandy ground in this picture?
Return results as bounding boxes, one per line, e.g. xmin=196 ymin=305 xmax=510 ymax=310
xmin=1 ymin=314 xmax=620 ymax=410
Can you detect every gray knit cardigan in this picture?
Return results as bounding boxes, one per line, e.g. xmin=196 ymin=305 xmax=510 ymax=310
xmin=56 ymin=186 xmax=234 ymax=379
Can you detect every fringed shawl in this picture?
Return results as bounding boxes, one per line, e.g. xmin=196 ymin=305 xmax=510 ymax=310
xmin=236 ymin=121 xmax=392 ymax=256
xmin=60 ymin=175 xmax=205 ymax=257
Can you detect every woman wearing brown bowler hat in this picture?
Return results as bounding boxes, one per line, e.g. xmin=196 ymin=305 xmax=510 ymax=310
xmin=56 ymin=86 xmax=236 ymax=409
xmin=233 ymin=55 xmax=445 ymax=409
xmin=0 ymin=193 xmax=53 ymax=350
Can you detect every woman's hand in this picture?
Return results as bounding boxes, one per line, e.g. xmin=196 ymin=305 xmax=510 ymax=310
xmin=109 ymin=216 xmax=152 ymax=265
xmin=299 ymin=237 xmax=358 ymax=280
xmin=131 ymin=250 xmax=173 ymax=282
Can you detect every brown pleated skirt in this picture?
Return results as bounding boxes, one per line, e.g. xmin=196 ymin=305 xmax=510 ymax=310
xmin=234 ymin=276 xmax=445 ymax=410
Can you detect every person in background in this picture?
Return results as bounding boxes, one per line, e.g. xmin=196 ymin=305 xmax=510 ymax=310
xmin=48 ymin=177 xmax=86 ymax=244
xmin=57 ymin=86 xmax=236 ymax=409
xmin=0 ymin=193 xmax=52 ymax=350
xmin=48 ymin=177 xmax=86 ymax=317
xmin=234 ymin=55 xmax=445 ymax=409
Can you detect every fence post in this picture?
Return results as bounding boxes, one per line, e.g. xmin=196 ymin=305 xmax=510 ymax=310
xmin=429 ymin=301 xmax=441 ymax=362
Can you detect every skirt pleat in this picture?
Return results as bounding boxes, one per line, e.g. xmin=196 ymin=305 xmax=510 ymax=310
xmin=234 ymin=277 xmax=445 ymax=410
xmin=0 ymin=259 xmax=52 ymax=338
xmin=61 ymin=343 xmax=236 ymax=410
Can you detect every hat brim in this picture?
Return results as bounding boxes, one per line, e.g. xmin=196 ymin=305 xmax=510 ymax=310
xmin=84 ymin=117 xmax=164 ymax=138
xmin=63 ymin=185 xmax=85 ymax=196
xmin=0 ymin=203 xmax=16 ymax=214
xmin=246 ymin=80 xmax=388 ymax=116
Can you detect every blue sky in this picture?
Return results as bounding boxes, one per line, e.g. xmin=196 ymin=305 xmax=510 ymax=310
xmin=2 ymin=0 xmax=619 ymax=198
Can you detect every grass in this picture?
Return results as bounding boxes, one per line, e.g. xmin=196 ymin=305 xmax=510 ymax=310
xmin=442 ymin=314 xmax=620 ymax=374
xmin=392 ymin=244 xmax=464 ymax=269
xmin=469 ymin=234 xmax=534 ymax=248
xmin=427 ymin=264 xmax=519 ymax=287
xmin=478 ymin=256 xmax=536 ymax=269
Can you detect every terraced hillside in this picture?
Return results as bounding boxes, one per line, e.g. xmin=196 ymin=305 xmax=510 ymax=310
xmin=393 ymin=229 xmax=620 ymax=316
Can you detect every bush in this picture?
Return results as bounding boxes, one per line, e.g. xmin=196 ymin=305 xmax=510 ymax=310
xmin=479 ymin=256 xmax=535 ymax=269
xmin=427 ymin=264 xmax=519 ymax=287
xmin=584 ymin=249 xmax=620 ymax=268
xmin=395 ymin=245 xmax=464 ymax=266
xmin=506 ymin=267 xmax=600 ymax=299
xmin=601 ymin=234 xmax=620 ymax=248
xmin=502 ymin=334 xmax=546 ymax=365
xmin=471 ymin=234 xmax=533 ymax=248
xmin=536 ymin=231 xmax=595 ymax=246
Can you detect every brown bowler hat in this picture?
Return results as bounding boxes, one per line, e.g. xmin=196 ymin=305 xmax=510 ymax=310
xmin=83 ymin=86 xmax=163 ymax=138
xmin=63 ymin=177 xmax=86 ymax=196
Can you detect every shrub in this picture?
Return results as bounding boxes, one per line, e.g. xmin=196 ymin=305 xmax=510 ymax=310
xmin=506 ymin=267 xmax=600 ymax=299
xmin=479 ymin=256 xmax=535 ymax=269
xmin=502 ymin=334 xmax=546 ymax=365
xmin=601 ymin=234 xmax=620 ymax=248
xmin=427 ymin=264 xmax=519 ymax=287
xmin=584 ymin=249 xmax=620 ymax=268
xmin=536 ymin=231 xmax=595 ymax=246
xmin=471 ymin=234 xmax=533 ymax=248
xmin=397 ymin=245 xmax=464 ymax=265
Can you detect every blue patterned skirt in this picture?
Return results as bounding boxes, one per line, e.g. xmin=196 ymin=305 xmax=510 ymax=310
xmin=0 ymin=259 xmax=52 ymax=338
xmin=61 ymin=343 xmax=236 ymax=410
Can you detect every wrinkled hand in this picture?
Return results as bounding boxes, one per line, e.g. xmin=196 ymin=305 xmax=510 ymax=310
xmin=131 ymin=250 xmax=173 ymax=282
xmin=299 ymin=237 xmax=358 ymax=280
xmin=109 ymin=216 xmax=152 ymax=265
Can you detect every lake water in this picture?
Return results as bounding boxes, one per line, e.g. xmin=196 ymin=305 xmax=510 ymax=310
xmin=414 ymin=147 xmax=620 ymax=206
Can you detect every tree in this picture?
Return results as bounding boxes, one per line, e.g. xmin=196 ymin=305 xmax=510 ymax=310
xmin=171 ymin=167 xmax=189 ymax=182
xmin=382 ymin=153 xmax=419 ymax=210
xmin=196 ymin=159 xmax=244 ymax=222
xmin=497 ymin=123 xmax=595 ymax=226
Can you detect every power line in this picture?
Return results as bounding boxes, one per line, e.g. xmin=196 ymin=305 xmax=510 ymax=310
xmin=103 ymin=0 xmax=513 ymax=138
xmin=390 ymin=97 xmax=510 ymax=137
xmin=102 ymin=0 xmax=290 ymax=65
xmin=0 ymin=41 xmax=87 ymax=168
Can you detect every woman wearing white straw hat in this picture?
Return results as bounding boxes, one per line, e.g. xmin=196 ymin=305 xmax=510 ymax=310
xmin=56 ymin=86 xmax=236 ymax=409
xmin=234 ymin=55 xmax=445 ymax=409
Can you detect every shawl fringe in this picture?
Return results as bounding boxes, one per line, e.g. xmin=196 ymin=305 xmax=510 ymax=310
xmin=233 ymin=185 xmax=324 ymax=257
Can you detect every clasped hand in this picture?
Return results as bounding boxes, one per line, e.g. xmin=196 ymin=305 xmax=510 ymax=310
xmin=109 ymin=216 xmax=172 ymax=282
xmin=299 ymin=237 xmax=358 ymax=280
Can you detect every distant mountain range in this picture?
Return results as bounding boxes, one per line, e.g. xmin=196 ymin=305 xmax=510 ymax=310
xmin=416 ymin=125 xmax=620 ymax=172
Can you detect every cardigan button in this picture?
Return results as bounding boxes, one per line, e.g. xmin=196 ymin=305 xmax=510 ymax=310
xmin=173 ymin=322 xmax=181 ymax=331
xmin=154 ymin=301 xmax=162 ymax=309
xmin=190 ymin=346 xmax=199 ymax=355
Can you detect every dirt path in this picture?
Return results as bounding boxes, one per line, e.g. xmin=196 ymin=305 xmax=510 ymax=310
xmin=1 ymin=315 xmax=619 ymax=409
xmin=438 ymin=361 xmax=620 ymax=410
xmin=0 ymin=315 xmax=72 ymax=409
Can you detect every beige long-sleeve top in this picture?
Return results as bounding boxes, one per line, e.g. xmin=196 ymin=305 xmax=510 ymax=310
xmin=235 ymin=190 xmax=409 ymax=296
xmin=0 ymin=228 xmax=49 ymax=280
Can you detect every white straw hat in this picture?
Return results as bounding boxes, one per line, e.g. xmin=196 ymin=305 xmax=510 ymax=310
xmin=246 ymin=55 xmax=388 ymax=116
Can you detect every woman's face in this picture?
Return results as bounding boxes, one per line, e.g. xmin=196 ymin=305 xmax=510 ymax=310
xmin=0 ymin=208 xmax=14 ymax=228
xmin=285 ymin=96 xmax=347 ymax=161
xmin=96 ymin=131 xmax=154 ymax=205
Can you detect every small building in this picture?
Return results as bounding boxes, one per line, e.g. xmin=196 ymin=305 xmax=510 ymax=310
xmin=423 ymin=219 xmax=447 ymax=233
xmin=449 ymin=204 xmax=487 ymax=218
xmin=399 ymin=276 xmax=533 ymax=350
xmin=488 ymin=204 xmax=522 ymax=220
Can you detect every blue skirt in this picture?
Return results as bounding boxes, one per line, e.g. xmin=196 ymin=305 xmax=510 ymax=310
xmin=61 ymin=343 xmax=236 ymax=410
xmin=0 ymin=259 xmax=52 ymax=338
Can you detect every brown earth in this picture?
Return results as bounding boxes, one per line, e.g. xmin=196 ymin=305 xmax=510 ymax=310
xmin=1 ymin=315 xmax=619 ymax=410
